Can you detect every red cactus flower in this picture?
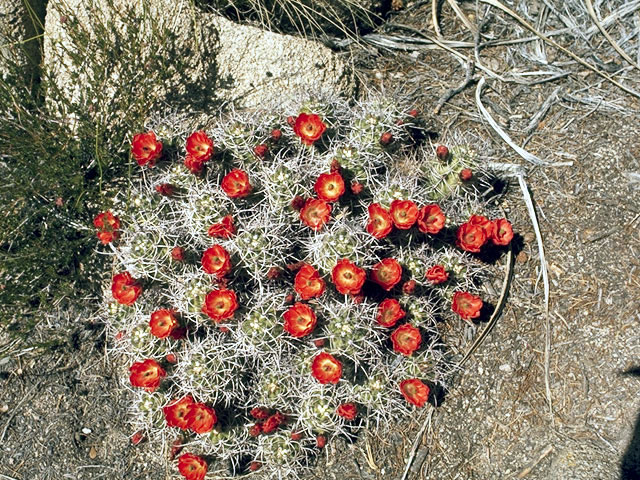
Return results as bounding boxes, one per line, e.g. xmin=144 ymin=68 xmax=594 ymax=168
xmin=201 ymin=245 xmax=232 ymax=277
xmin=293 ymin=113 xmax=327 ymax=146
xmin=300 ymin=198 xmax=331 ymax=231
xmin=456 ymin=223 xmax=487 ymax=253
xmin=331 ymin=259 xmax=366 ymax=295
xmin=186 ymin=131 xmax=214 ymax=162
xmin=93 ymin=211 xmax=121 ymax=244
xmin=177 ymin=453 xmax=208 ymax=480
xmin=111 ymin=272 xmax=142 ymax=306
xmin=336 ymin=403 xmax=357 ymax=420
xmin=371 ymin=258 xmax=403 ymax=291
xmin=221 ymin=169 xmax=252 ymax=198
xmin=377 ymin=298 xmax=406 ymax=328
xmin=417 ymin=204 xmax=446 ymax=235
xmin=390 ymin=200 xmax=419 ymax=230
xmin=185 ymin=403 xmax=217 ymax=434
xmin=491 ymin=218 xmax=513 ymax=246
xmin=294 ymin=264 xmax=325 ymax=300
xmin=129 ymin=359 xmax=166 ymax=391
xmin=131 ymin=131 xmax=163 ymax=167
xmin=311 ymin=352 xmax=342 ymax=384
xmin=391 ymin=324 xmax=422 ymax=356
xmin=314 ymin=172 xmax=345 ymax=202
xmin=366 ymin=203 xmax=393 ymax=239
xmin=149 ymin=309 xmax=179 ymax=339
xmin=283 ymin=302 xmax=317 ymax=338
xmin=163 ymin=396 xmax=194 ymax=430
xmin=451 ymin=291 xmax=483 ymax=321
xmin=201 ymin=289 xmax=238 ymax=322
xmin=399 ymin=379 xmax=430 ymax=407
xmin=425 ymin=265 xmax=449 ymax=285
xmin=208 ymin=215 xmax=235 ymax=238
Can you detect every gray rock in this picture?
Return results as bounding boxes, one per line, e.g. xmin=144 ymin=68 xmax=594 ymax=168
xmin=43 ymin=0 xmax=355 ymax=125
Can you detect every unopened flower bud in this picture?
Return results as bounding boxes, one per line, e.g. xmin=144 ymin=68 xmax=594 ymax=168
xmin=291 ymin=196 xmax=305 ymax=211
xmin=171 ymin=246 xmax=184 ymax=262
xmin=131 ymin=431 xmax=144 ymax=445
xmin=330 ymin=159 xmax=341 ymax=173
xmin=459 ymin=168 xmax=473 ymax=181
xmin=287 ymin=116 xmax=296 ymax=127
xmin=253 ymin=144 xmax=268 ymax=158
xmin=313 ymin=338 xmax=325 ymax=348
xmin=271 ymin=129 xmax=282 ymax=141
xmin=436 ymin=145 xmax=449 ymax=161
xmin=350 ymin=181 xmax=363 ymax=195
xmin=316 ymin=434 xmax=327 ymax=448
xmin=249 ymin=461 xmax=262 ymax=471
xmin=165 ymin=353 xmax=178 ymax=364
xmin=380 ymin=132 xmax=393 ymax=146
xmin=408 ymin=108 xmax=419 ymax=117
xmin=402 ymin=280 xmax=417 ymax=295
xmin=155 ymin=183 xmax=174 ymax=196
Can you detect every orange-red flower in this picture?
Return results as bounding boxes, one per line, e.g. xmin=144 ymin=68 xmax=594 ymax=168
xmin=293 ymin=113 xmax=327 ymax=146
xmin=149 ymin=309 xmax=179 ymax=339
xmin=391 ymin=324 xmax=422 ymax=356
xmin=202 ymin=289 xmax=238 ymax=322
xmin=164 ymin=396 xmax=194 ymax=430
xmin=207 ymin=215 xmax=235 ymax=238
xmin=184 ymin=154 xmax=204 ymax=174
xmin=131 ymin=131 xmax=163 ymax=167
xmin=491 ymin=218 xmax=513 ymax=246
xmin=425 ymin=265 xmax=449 ymax=285
xmin=417 ymin=204 xmax=446 ymax=234
xmin=377 ymin=298 xmax=405 ymax=327
xmin=283 ymin=302 xmax=317 ymax=338
xmin=366 ymin=203 xmax=393 ymax=239
xmin=186 ymin=403 xmax=217 ymax=434
xmin=451 ymin=291 xmax=483 ymax=320
xmin=390 ymin=200 xmax=419 ymax=230
xmin=186 ymin=131 xmax=214 ymax=162
xmin=300 ymin=198 xmax=331 ymax=231
xmin=456 ymin=223 xmax=487 ymax=253
xmin=177 ymin=453 xmax=208 ymax=480
xmin=468 ymin=215 xmax=496 ymax=239
xmin=111 ymin=272 xmax=142 ymax=306
xmin=294 ymin=264 xmax=325 ymax=300
xmin=370 ymin=258 xmax=403 ymax=291
xmin=93 ymin=211 xmax=120 ymax=244
xmin=129 ymin=359 xmax=166 ymax=391
xmin=336 ymin=403 xmax=357 ymax=420
xmin=399 ymin=379 xmax=430 ymax=407
xmin=201 ymin=245 xmax=232 ymax=277
xmin=314 ymin=172 xmax=345 ymax=202
xmin=221 ymin=169 xmax=252 ymax=198
xmin=331 ymin=259 xmax=366 ymax=295
xmin=311 ymin=352 xmax=342 ymax=384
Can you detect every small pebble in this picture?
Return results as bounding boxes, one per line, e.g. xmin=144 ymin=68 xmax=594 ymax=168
xmin=0 ymin=404 xmax=8 ymax=413
xmin=89 ymin=446 xmax=97 ymax=459
xmin=82 ymin=427 xmax=92 ymax=435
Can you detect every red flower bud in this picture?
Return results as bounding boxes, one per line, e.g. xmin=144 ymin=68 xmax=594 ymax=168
xmin=219 ymin=326 xmax=230 ymax=334
xmin=171 ymin=246 xmax=185 ymax=262
xmin=291 ymin=196 xmax=306 ymax=211
xmin=267 ymin=267 xmax=282 ymax=280
xmin=253 ymin=144 xmax=268 ymax=158
xmin=402 ymin=280 xmax=417 ymax=295
xmin=165 ymin=353 xmax=178 ymax=364
xmin=286 ymin=261 xmax=305 ymax=272
xmin=248 ymin=423 xmax=262 ymax=437
xmin=316 ymin=435 xmax=327 ymax=448
xmin=330 ymin=158 xmax=341 ymax=173
xmin=170 ymin=439 xmax=183 ymax=459
xmin=380 ymin=132 xmax=393 ymax=145
xmin=285 ymin=294 xmax=295 ymax=304
xmin=291 ymin=431 xmax=302 ymax=441
xmin=131 ymin=431 xmax=145 ymax=445
xmin=115 ymin=330 xmax=125 ymax=341
xmin=287 ymin=115 xmax=296 ymax=127
xmin=352 ymin=294 xmax=365 ymax=304
xmin=409 ymin=109 xmax=419 ymax=117
xmin=350 ymin=181 xmax=363 ymax=195
xmin=155 ymin=183 xmax=174 ymax=196
xmin=250 ymin=407 xmax=270 ymax=420
xmin=249 ymin=462 xmax=262 ymax=472
xmin=436 ymin=145 xmax=449 ymax=161
xmin=459 ymin=168 xmax=473 ymax=181
xmin=271 ymin=129 xmax=282 ymax=141
xmin=313 ymin=338 xmax=325 ymax=348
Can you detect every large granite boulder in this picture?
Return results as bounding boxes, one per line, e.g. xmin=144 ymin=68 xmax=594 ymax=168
xmin=43 ymin=0 xmax=355 ymax=129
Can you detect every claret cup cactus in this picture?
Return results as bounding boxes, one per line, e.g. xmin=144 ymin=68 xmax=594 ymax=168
xmin=97 ymin=95 xmax=514 ymax=479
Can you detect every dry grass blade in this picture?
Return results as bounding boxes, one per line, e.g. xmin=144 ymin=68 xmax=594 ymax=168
xmin=457 ymin=244 xmax=513 ymax=368
xmin=516 ymin=173 xmax=553 ymax=423
xmin=475 ymin=77 xmax=545 ymax=165
xmin=585 ymin=0 xmax=640 ymax=71
xmin=432 ymin=0 xmax=442 ymax=37
xmin=445 ymin=0 xmax=477 ymax=34
xmin=399 ymin=406 xmax=434 ymax=480
xmin=478 ymin=0 xmax=640 ymax=99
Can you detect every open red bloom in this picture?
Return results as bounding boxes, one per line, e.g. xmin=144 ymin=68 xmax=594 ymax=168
xmin=164 ymin=396 xmax=194 ymax=429
xmin=293 ymin=113 xmax=327 ymax=146
xmin=311 ymin=352 xmax=342 ymax=384
xmin=294 ymin=264 xmax=325 ymax=300
xmin=390 ymin=200 xmax=419 ymax=230
xmin=468 ymin=215 xmax=496 ymax=239
xmin=186 ymin=403 xmax=217 ymax=434
xmin=131 ymin=131 xmax=163 ymax=167
xmin=207 ymin=215 xmax=235 ymax=239
xmin=129 ymin=359 xmax=166 ymax=391
xmin=300 ymin=198 xmax=331 ymax=231
xmin=283 ymin=302 xmax=317 ymax=338
xmin=221 ymin=169 xmax=251 ymax=198
xmin=331 ymin=259 xmax=366 ymax=295
xmin=366 ymin=203 xmax=393 ymax=239
xmin=111 ymin=272 xmax=142 ymax=306
xmin=186 ymin=131 xmax=214 ymax=162
xmin=201 ymin=245 xmax=232 ymax=277
xmin=425 ymin=265 xmax=449 ymax=285
xmin=202 ymin=289 xmax=238 ymax=322
xmin=399 ymin=379 xmax=430 ymax=407
xmin=456 ymin=223 xmax=487 ymax=253
xmin=262 ymin=412 xmax=285 ymax=434
xmin=93 ymin=211 xmax=120 ymax=244
xmin=371 ymin=258 xmax=403 ymax=291
xmin=150 ymin=309 xmax=178 ymax=339
xmin=184 ymin=154 xmax=205 ymax=174
xmin=391 ymin=324 xmax=422 ymax=356
xmin=336 ymin=403 xmax=357 ymax=420
xmin=491 ymin=218 xmax=514 ymax=246
xmin=417 ymin=204 xmax=446 ymax=234
xmin=178 ymin=453 xmax=208 ymax=480
xmin=314 ymin=172 xmax=345 ymax=202
xmin=451 ymin=291 xmax=483 ymax=321
xmin=377 ymin=298 xmax=405 ymax=327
